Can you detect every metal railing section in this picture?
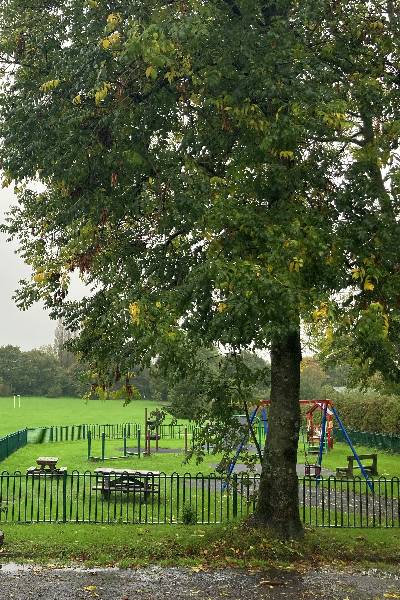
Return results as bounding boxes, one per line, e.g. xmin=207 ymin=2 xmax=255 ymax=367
xmin=0 ymin=472 xmax=398 ymax=527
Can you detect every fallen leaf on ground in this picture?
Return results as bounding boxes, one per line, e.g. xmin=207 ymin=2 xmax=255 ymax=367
xmin=83 ymin=585 xmax=99 ymax=597
xmin=257 ymin=579 xmax=284 ymax=587
xmin=191 ymin=565 xmax=207 ymax=572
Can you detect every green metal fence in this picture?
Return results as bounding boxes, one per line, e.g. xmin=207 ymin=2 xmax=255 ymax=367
xmin=0 ymin=471 xmax=257 ymax=524
xmin=0 ymin=430 xmax=28 ymax=462
xmin=0 ymin=471 xmax=398 ymax=527
xmin=334 ymin=428 xmax=400 ymax=453
xmin=27 ymin=422 xmax=200 ymax=443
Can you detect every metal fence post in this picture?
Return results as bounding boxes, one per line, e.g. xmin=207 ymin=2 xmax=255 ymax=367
xmin=101 ymin=432 xmax=105 ymax=461
xmin=232 ymin=474 xmax=238 ymax=519
xmin=62 ymin=470 xmax=68 ymax=523
xmin=87 ymin=430 xmax=92 ymax=460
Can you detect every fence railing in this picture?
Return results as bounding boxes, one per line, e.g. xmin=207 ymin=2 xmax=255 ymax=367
xmin=334 ymin=428 xmax=400 ymax=453
xmin=0 ymin=471 xmax=257 ymax=525
xmin=27 ymin=422 xmax=200 ymax=444
xmin=25 ymin=424 xmax=400 ymax=452
xmin=0 ymin=430 xmax=28 ymax=462
xmin=0 ymin=471 xmax=398 ymax=527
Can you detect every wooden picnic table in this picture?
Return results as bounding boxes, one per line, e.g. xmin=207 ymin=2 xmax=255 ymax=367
xmin=93 ymin=468 xmax=160 ymax=500
xmin=95 ymin=468 xmax=161 ymax=476
xmin=36 ymin=457 xmax=59 ymax=470
xmin=26 ymin=457 xmax=67 ymax=477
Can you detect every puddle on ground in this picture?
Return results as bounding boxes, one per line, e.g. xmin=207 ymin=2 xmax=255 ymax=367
xmin=0 ymin=563 xmax=33 ymax=573
xmin=0 ymin=562 xmax=122 ymax=574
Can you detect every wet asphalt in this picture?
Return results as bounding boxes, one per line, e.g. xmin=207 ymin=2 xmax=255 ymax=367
xmin=0 ymin=564 xmax=399 ymax=600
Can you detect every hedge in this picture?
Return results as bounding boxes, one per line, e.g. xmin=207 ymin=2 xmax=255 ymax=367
xmin=332 ymin=389 xmax=400 ymax=435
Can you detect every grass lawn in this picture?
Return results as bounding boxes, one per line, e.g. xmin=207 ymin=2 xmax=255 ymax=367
xmin=0 ymin=521 xmax=399 ymax=570
xmin=1 ymin=430 xmax=399 ymax=479
xmin=0 ymin=439 xmax=219 ymax=474
xmin=0 ymin=397 xmax=175 ymax=437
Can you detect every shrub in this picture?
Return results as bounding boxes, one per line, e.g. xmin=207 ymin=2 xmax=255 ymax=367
xmin=332 ymin=388 xmax=400 ymax=434
xmin=181 ymin=503 xmax=197 ymax=525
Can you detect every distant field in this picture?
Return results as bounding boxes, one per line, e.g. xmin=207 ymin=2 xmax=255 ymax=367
xmin=0 ymin=397 xmax=171 ymax=437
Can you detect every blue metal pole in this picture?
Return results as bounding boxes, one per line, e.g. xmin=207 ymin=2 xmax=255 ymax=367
xmin=261 ymin=407 xmax=268 ymax=436
xmin=226 ymin=407 xmax=259 ymax=481
xmin=331 ymin=406 xmax=374 ymax=492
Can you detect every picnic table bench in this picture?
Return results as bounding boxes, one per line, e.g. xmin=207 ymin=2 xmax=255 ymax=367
xmin=26 ymin=457 xmax=67 ymax=477
xmin=336 ymin=453 xmax=378 ymax=478
xmin=93 ymin=468 xmax=160 ymax=500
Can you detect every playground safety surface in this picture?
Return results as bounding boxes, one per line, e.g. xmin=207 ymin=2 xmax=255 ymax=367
xmin=0 ymin=564 xmax=399 ymax=599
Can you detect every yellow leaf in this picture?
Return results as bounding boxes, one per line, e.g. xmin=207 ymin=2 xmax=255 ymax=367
xmin=102 ymin=31 xmax=120 ymax=49
xmin=312 ymin=303 xmax=328 ymax=321
xmin=155 ymin=301 xmax=162 ymax=309
xmin=363 ymin=278 xmax=375 ymax=291
xmin=2 ymin=175 xmax=12 ymax=188
xmin=94 ymin=82 xmax=111 ymax=105
xmin=40 ymin=79 xmax=60 ymax=92
xmin=351 ymin=267 xmax=365 ymax=280
xmin=217 ymin=302 xmax=227 ymax=313
xmin=164 ymin=70 xmax=176 ymax=84
xmin=83 ymin=585 xmax=99 ymax=597
xmin=106 ymin=13 xmax=121 ymax=30
xmin=383 ymin=313 xmax=389 ymax=337
xmin=72 ymin=94 xmax=82 ymax=105
xmin=33 ymin=272 xmax=46 ymax=284
xmin=279 ymin=150 xmax=294 ymax=160
xmin=289 ymin=257 xmax=303 ymax=272
xmin=191 ymin=565 xmax=206 ymax=572
xmin=145 ymin=65 xmax=157 ymax=79
xmin=129 ymin=302 xmax=140 ymax=325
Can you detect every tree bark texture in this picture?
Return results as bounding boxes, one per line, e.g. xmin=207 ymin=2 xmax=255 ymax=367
xmin=254 ymin=329 xmax=303 ymax=538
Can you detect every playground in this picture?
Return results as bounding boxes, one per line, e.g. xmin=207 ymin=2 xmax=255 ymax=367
xmin=0 ymin=396 xmax=399 ymax=528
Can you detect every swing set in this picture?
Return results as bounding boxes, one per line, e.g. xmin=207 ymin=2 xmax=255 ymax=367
xmin=227 ymin=399 xmax=375 ymax=492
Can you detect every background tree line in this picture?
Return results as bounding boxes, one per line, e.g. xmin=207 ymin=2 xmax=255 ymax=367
xmin=0 ymin=321 xmax=83 ymax=397
xmin=0 ymin=344 xmax=84 ymax=397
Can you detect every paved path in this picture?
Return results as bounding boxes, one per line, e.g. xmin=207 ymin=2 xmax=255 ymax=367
xmin=0 ymin=564 xmax=399 ymax=599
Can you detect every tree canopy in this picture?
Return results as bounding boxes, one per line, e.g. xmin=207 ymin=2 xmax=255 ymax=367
xmin=0 ymin=0 xmax=399 ymax=536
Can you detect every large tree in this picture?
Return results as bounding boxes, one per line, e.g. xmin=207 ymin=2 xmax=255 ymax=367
xmin=0 ymin=0 xmax=399 ymax=537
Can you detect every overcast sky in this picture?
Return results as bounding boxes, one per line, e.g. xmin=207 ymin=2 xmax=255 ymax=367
xmin=0 ymin=186 xmax=57 ymax=349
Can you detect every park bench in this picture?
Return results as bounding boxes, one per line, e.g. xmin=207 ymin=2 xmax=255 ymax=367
xmin=336 ymin=453 xmax=378 ymax=478
xmin=92 ymin=468 xmax=160 ymax=501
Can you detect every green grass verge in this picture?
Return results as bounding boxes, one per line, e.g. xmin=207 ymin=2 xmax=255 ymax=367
xmin=0 ymin=522 xmax=399 ymax=570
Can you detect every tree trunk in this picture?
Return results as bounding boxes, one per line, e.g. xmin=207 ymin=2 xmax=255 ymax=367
xmin=254 ymin=329 xmax=303 ymax=538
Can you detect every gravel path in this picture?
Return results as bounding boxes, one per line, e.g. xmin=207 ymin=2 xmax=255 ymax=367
xmin=0 ymin=564 xmax=399 ymax=599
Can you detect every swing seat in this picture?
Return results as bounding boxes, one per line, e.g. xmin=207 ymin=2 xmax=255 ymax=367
xmin=304 ymin=464 xmax=321 ymax=477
